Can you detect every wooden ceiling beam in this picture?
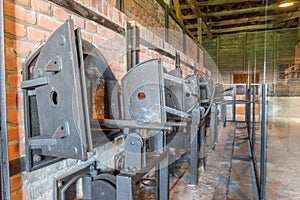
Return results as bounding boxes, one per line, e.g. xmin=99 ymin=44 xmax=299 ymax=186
xmin=191 ymin=22 xmax=298 ymax=35
xmin=207 ymin=12 xmax=299 ymax=26
xmin=183 ymin=4 xmax=279 ymax=20
xmin=183 ymin=14 xmax=197 ymax=20
xmin=172 ymin=0 xmax=262 ymax=10
xmin=186 ymin=0 xmax=212 ymax=39
xmin=186 ymin=12 xmax=299 ymax=30
xmin=205 ymin=4 xmax=278 ymax=17
xmin=197 ymin=0 xmax=262 ymax=7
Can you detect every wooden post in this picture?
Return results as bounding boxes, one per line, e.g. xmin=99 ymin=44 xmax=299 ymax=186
xmin=197 ymin=18 xmax=202 ymax=44
xmin=173 ymin=0 xmax=183 ymax=22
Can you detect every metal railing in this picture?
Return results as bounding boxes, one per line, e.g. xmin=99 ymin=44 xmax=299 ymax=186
xmin=223 ymin=83 xmax=267 ymax=200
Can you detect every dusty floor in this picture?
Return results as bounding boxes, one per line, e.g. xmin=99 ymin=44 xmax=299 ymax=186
xmin=140 ymin=116 xmax=300 ymax=200
xmin=266 ymin=117 xmax=300 ymax=199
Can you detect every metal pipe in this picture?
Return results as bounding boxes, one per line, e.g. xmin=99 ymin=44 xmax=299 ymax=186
xmin=97 ymin=119 xmax=188 ymax=131
xmin=0 ymin=0 xmax=11 ymax=198
xmin=260 ymin=84 xmax=267 ymax=200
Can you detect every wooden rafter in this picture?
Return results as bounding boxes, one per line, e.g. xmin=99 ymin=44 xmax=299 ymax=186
xmin=173 ymin=0 xmax=183 ymax=22
xmin=161 ymin=0 xmax=298 ymax=40
xmin=155 ymin=0 xmax=197 ymax=41
xmin=197 ymin=0 xmax=263 ymax=7
xmin=191 ymin=22 xmax=298 ymax=35
xmin=182 ymin=4 xmax=279 ymax=20
xmin=171 ymin=0 xmax=262 ymax=10
xmin=186 ymin=12 xmax=299 ymax=29
xmin=186 ymin=0 xmax=212 ymax=39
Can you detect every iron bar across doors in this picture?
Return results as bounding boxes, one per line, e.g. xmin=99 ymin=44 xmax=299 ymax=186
xmin=0 ymin=0 xmax=11 ymax=199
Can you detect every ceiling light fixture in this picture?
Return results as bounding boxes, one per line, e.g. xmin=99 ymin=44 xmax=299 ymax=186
xmin=278 ymin=0 xmax=296 ymax=7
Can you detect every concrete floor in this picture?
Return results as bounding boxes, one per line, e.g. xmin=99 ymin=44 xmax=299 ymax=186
xmin=139 ymin=116 xmax=300 ymax=199
xmin=138 ymin=116 xmax=300 ymax=200
xmin=266 ymin=117 xmax=300 ymax=199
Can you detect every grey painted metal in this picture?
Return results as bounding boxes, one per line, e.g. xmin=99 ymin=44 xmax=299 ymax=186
xmin=165 ymin=106 xmax=191 ymax=118
xmin=54 ymin=165 xmax=92 ymax=200
xmin=252 ymin=86 xmax=256 ymax=154
xmin=260 ymin=84 xmax=267 ymax=200
xmin=245 ymin=85 xmax=248 ymax=123
xmin=126 ymin=22 xmax=139 ymax=71
xmin=82 ymin=176 xmax=92 ymax=199
xmin=55 ymin=165 xmax=117 ymax=200
xmin=21 ymin=20 xmax=89 ymax=160
xmin=164 ymin=4 xmax=169 ymax=42
xmin=182 ymin=26 xmax=186 ymax=54
xmin=121 ymin=59 xmax=166 ymax=123
xmin=246 ymin=86 xmax=251 ymax=137
xmin=247 ymin=133 xmax=260 ymax=200
xmin=164 ymin=68 xmax=184 ymax=120
xmin=199 ymin=109 xmax=206 ymax=169
xmin=76 ymin=29 xmax=93 ymax=152
xmin=233 ymin=85 xmax=237 ymax=121
xmin=209 ymin=103 xmax=217 ymax=150
xmin=157 ymin=146 xmax=169 ymax=200
xmin=116 ymin=174 xmax=134 ymax=200
xmin=175 ymin=51 xmax=180 ymax=69
xmin=22 ymin=20 xmax=121 ymax=170
xmin=124 ymin=132 xmax=146 ymax=170
xmin=183 ymin=75 xmax=200 ymax=113
xmin=0 ymin=0 xmax=10 ymax=197
xmin=98 ymin=119 xmax=188 ymax=130
xmin=99 ymin=119 xmax=172 ymax=131
xmin=149 ymin=130 xmax=164 ymax=152
xmin=190 ymin=108 xmax=201 ymax=185
xmin=92 ymin=176 xmax=116 ymax=200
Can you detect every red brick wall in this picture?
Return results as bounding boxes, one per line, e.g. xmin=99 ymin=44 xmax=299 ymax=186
xmin=3 ymin=0 xmax=205 ymax=199
xmin=123 ymin=0 xmax=165 ymax=28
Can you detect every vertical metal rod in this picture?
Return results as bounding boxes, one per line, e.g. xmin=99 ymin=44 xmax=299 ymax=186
xmin=260 ymin=84 xmax=267 ymax=200
xmin=131 ymin=25 xmax=139 ymax=67
xmin=158 ymin=152 xmax=169 ymax=200
xmin=209 ymin=103 xmax=217 ymax=151
xmin=200 ymin=117 xmax=206 ymax=169
xmin=126 ymin=22 xmax=139 ymax=71
xmin=245 ymin=85 xmax=248 ymax=123
xmin=0 ymin=0 xmax=11 ymax=198
xmin=252 ymin=86 xmax=256 ymax=154
xmin=197 ymin=45 xmax=200 ymax=63
xmin=246 ymin=86 xmax=251 ymax=136
xmin=233 ymin=85 xmax=236 ymax=122
xmin=175 ymin=52 xmax=180 ymax=69
xmin=126 ymin=22 xmax=132 ymax=71
xmin=164 ymin=4 xmax=169 ymax=42
xmin=190 ymin=109 xmax=200 ymax=185
xmin=216 ymin=36 xmax=219 ymax=70
xmin=116 ymin=174 xmax=134 ymax=200
xmin=182 ymin=25 xmax=186 ymax=54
